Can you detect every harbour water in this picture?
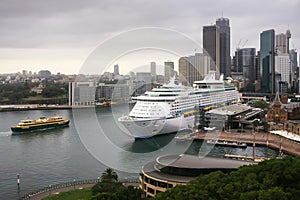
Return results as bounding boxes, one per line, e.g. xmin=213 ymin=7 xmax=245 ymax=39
xmin=0 ymin=105 xmax=280 ymax=199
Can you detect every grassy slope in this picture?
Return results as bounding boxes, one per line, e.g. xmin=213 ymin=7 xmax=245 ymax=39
xmin=41 ymin=188 xmax=92 ymax=200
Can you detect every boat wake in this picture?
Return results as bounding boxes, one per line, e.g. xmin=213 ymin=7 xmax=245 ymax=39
xmin=0 ymin=131 xmax=12 ymax=137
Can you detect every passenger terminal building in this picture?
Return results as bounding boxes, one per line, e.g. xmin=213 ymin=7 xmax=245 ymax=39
xmin=139 ymin=154 xmax=252 ymax=197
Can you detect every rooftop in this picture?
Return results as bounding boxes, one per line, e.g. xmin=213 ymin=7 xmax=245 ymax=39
xmin=142 ymin=154 xmax=253 ymax=183
xmin=207 ymin=104 xmax=252 ymax=116
xmin=156 ymin=154 xmax=253 ymax=169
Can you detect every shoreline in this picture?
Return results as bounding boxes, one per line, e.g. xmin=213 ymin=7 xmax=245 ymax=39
xmin=0 ymin=104 xmax=110 ymax=112
xmin=194 ymin=131 xmax=300 ymax=156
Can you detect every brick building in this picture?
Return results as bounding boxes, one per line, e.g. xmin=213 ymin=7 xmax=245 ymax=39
xmin=268 ymin=93 xmax=300 ymax=134
xmin=267 ymin=93 xmax=288 ymax=123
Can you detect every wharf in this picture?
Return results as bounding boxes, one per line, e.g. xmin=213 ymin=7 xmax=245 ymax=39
xmin=223 ymin=154 xmax=269 ymax=163
xmin=0 ymin=105 xmax=102 ymax=112
xmin=194 ymin=131 xmax=300 ymax=156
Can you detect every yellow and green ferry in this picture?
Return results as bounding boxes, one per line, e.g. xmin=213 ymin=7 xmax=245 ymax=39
xmin=11 ymin=116 xmax=69 ymax=133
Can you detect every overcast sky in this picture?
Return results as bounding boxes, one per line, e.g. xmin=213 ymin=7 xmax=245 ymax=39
xmin=0 ymin=0 xmax=299 ymax=75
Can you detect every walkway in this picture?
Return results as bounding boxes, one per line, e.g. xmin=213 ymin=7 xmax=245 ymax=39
xmin=25 ymin=183 xmax=95 ymax=200
xmin=194 ymin=131 xmax=300 ymax=156
xmin=270 ymin=130 xmax=300 ymax=142
xmin=21 ymin=179 xmax=139 ymax=200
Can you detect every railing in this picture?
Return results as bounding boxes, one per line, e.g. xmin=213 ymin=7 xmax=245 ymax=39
xmin=20 ymin=178 xmax=139 ymax=200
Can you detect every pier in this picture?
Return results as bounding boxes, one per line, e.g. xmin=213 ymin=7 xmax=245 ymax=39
xmin=194 ymin=131 xmax=300 ymax=156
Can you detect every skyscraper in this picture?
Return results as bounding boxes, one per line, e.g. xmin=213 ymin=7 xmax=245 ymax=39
xmin=203 ymin=25 xmax=220 ymax=74
xmin=179 ymin=53 xmax=210 ymax=86
xmin=216 ymin=17 xmax=231 ymax=77
xmin=164 ymin=61 xmax=174 ymax=83
xmin=150 ymin=62 xmax=156 ymax=77
xmin=150 ymin=61 xmax=156 ymax=82
xmin=260 ymin=29 xmax=275 ymax=94
xmin=275 ymin=54 xmax=292 ymax=88
xmin=276 ymin=33 xmax=288 ymax=54
xmin=276 ymin=30 xmax=291 ymax=54
xmin=114 ymin=64 xmax=119 ymax=76
xmin=234 ymin=48 xmax=256 ymax=84
xmin=137 ymin=72 xmax=152 ymax=92
xmin=289 ymin=49 xmax=298 ymax=92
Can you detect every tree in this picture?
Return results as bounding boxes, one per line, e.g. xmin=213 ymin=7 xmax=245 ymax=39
xmin=41 ymin=85 xmax=66 ymax=98
xmin=154 ymin=157 xmax=300 ymax=200
xmin=252 ymin=100 xmax=270 ymax=110
xmin=92 ymin=168 xmax=143 ymax=200
xmin=101 ymin=168 xmax=118 ymax=182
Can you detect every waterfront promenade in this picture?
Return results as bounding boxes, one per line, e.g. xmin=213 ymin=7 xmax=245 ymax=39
xmin=21 ymin=179 xmax=139 ymax=200
xmin=0 ymin=104 xmax=94 ymax=112
xmin=195 ymin=131 xmax=300 ymax=156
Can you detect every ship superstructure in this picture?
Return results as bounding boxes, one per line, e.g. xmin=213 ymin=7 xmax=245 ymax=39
xmin=119 ymin=71 xmax=238 ymax=138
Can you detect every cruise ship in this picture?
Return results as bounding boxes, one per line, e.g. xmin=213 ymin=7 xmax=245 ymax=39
xmin=11 ymin=116 xmax=69 ymax=133
xmin=119 ymin=71 xmax=239 ymax=138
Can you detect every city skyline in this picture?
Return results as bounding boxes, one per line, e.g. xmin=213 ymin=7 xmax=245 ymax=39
xmin=0 ymin=0 xmax=299 ymax=75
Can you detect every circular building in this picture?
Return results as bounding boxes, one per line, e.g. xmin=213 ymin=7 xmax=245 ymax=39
xmin=139 ymin=154 xmax=253 ymax=197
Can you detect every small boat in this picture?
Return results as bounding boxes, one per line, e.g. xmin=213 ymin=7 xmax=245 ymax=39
xmin=203 ymin=127 xmax=216 ymax=132
xmin=11 ymin=116 xmax=69 ymax=133
xmin=175 ymin=133 xmax=195 ymax=142
xmin=206 ymin=139 xmax=247 ymax=147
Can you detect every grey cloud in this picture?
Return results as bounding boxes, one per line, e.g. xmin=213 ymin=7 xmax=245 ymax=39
xmin=0 ymin=0 xmax=299 ymax=50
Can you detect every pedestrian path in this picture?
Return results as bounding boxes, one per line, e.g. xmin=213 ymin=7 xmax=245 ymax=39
xmin=26 ymin=183 xmax=95 ymax=200
xmin=21 ymin=178 xmax=139 ymax=200
xmin=269 ymin=130 xmax=300 ymax=142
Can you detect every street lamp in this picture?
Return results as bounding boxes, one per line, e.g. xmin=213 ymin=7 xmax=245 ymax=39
xmin=49 ymin=184 xmax=51 ymax=196
xmin=73 ymin=179 xmax=76 ymax=189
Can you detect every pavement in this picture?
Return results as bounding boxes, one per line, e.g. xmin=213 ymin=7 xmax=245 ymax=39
xmin=269 ymin=130 xmax=300 ymax=142
xmin=23 ymin=183 xmax=95 ymax=200
xmin=195 ymin=131 xmax=300 ymax=156
xmin=22 ymin=181 xmax=140 ymax=200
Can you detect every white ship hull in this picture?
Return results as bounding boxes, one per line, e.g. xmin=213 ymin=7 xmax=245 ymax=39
xmin=119 ymin=115 xmax=195 ymax=138
xmin=118 ymin=71 xmax=239 ymax=139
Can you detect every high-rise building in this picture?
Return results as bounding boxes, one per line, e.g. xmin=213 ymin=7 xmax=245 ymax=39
xmin=216 ymin=17 xmax=231 ymax=77
xmin=69 ymin=82 xmax=96 ymax=106
xmin=114 ymin=64 xmax=119 ymax=76
xmin=203 ymin=25 xmax=220 ymax=74
xmin=286 ymin=29 xmax=291 ymax=53
xmin=276 ymin=30 xmax=291 ymax=54
xmin=233 ymin=48 xmax=256 ymax=84
xmin=164 ymin=61 xmax=174 ymax=83
xmin=150 ymin=61 xmax=156 ymax=82
xmin=137 ymin=72 xmax=152 ymax=91
xmin=260 ymin=29 xmax=275 ymax=94
xmin=150 ymin=62 xmax=156 ymax=76
xmin=289 ymin=49 xmax=298 ymax=92
xmin=179 ymin=53 xmax=210 ymax=86
xmin=276 ymin=33 xmax=288 ymax=54
xmin=255 ymin=51 xmax=260 ymax=81
xmin=96 ymin=84 xmax=129 ymax=102
xmin=275 ymin=54 xmax=292 ymax=88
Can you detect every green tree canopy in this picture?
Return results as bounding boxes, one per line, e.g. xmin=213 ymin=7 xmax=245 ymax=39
xmin=100 ymin=168 xmax=118 ymax=183
xmin=154 ymin=157 xmax=300 ymax=200
xmin=91 ymin=168 xmax=142 ymax=200
xmin=251 ymin=100 xmax=270 ymax=109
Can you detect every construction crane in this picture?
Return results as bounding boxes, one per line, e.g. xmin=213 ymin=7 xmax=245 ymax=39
xmin=241 ymin=39 xmax=248 ymax=48
xmin=234 ymin=39 xmax=248 ymax=73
